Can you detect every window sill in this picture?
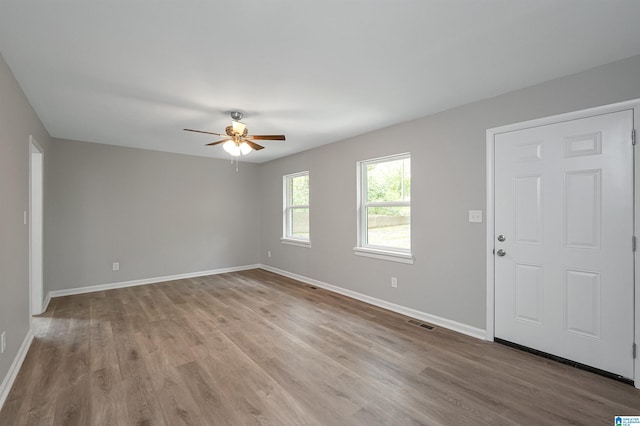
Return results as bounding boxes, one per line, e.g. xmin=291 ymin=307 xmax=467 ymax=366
xmin=353 ymin=247 xmax=414 ymax=264
xmin=281 ymin=238 xmax=311 ymax=248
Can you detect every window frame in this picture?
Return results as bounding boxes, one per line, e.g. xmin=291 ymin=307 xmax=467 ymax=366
xmin=354 ymin=153 xmax=413 ymax=264
xmin=282 ymin=171 xmax=311 ymax=247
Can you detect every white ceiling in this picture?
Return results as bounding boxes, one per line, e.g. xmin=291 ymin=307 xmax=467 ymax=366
xmin=1 ymin=1 xmax=639 ymax=163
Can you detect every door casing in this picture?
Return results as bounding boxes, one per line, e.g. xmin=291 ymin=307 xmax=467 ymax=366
xmin=486 ymin=99 xmax=640 ymax=388
xmin=29 ymin=135 xmax=44 ymax=317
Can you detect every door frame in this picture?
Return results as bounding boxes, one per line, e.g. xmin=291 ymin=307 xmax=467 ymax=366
xmin=486 ymin=98 xmax=640 ymax=388
xmin=29 ymin=135 xmax=44 ymax=316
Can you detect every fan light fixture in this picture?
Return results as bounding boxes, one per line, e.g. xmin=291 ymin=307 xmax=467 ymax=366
xmin=223 ymin=140 xmax=252 ymax=156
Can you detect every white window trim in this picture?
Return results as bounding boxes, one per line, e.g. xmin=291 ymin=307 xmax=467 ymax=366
xmin=353 ymin=246 xmax=414 ymax=264
xmin=283 ymin=171 xmax=310 ymax=245
xmin=354 ymin=153 xmax=413 ymax=263
xmin=280 ymin=237 xmax=311 ymax=248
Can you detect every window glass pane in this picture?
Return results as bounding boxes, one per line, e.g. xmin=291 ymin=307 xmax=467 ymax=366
xmin=366 ymin=206 xmax=410 ymax=249
xmin=290 ymin=174 xmax=309 ymax=206
xmin=366 ymin=158 xmax=410 ymax=203
xmin=290 ymin=207 xmax=309 ymax=239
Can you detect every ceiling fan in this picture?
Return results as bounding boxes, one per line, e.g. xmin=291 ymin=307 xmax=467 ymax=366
xmin=184 ymin=111 xmax=285 ymax=156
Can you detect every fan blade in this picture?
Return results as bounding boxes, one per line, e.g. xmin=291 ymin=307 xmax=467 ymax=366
xmin=232 ymin=121 xmax=247 ymax=136
xmin=244 ymin=140 xmax=264 ymax=151
xmin=246 ymin=135 xmax=286 ymax=140
xmin=184 ymin=128 xmax=225 ymax=137
xmin=205 ymin=139 xmax=229 ymax=146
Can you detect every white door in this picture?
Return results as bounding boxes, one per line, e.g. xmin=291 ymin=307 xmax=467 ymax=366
xmin=494 ymin=110 xmax=634 ymax=379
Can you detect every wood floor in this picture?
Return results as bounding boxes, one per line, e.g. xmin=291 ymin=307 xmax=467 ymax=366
xmin=1 ymin=269 xmax=638 ymax=425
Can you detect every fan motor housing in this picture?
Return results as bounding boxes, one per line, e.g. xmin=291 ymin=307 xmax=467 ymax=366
xmin=230 ymin=111 xmax=244 ymax=121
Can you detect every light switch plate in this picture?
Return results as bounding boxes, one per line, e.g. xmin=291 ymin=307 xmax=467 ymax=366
xmin=469 ymin=210 xmax=483 ymax=223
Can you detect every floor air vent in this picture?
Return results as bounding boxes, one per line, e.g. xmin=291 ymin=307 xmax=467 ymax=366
xmin=408 ymin=319 xmax=435 ymax=330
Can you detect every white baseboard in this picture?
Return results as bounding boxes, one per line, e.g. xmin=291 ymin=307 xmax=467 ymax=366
xmin=260 ymin=264 xmax=487 ymax=340
xmin=47 ymin=264 xmax=261 ymax=299
xmin=0 ymin=329 xmax=34 ymax=412
xmin=42 ymin=292 xmax=51 ymax=313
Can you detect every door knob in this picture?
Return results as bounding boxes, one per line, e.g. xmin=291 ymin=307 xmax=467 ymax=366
xmin=496 ymin=249 xmax=506 ymax=257
xmin=497 ymin=234 xmax=506 ymax=242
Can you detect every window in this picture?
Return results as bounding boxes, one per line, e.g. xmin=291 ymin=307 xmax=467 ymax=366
xmin=355 ymin=153 xmax=412 ymax=263
xmin=282 ymin=171 xmax=310 ymax=246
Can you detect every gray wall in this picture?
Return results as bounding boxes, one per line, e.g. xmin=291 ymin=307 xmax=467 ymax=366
xmin=0 ymin=53 xmax=51 ymax=385
xmin=45 ymin=139 xmax=261 ymax=291
xmin=259 ymin=54 xmax=640 ymax=330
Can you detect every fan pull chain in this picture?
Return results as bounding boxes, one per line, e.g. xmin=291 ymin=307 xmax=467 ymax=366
xmin=229 ymin=156 xmax=240 ymax=172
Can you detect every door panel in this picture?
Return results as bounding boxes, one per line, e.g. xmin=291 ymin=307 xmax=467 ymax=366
xmin=514 ymin=263 xmax=543 ymax=323
xmin=564 ymin=170 xmax=601 ymax=248
xmin=514 ymin=175 xmax=543 ymax=244
xmin=494 ymin=109 xmax=634 ymax=379
xmin=564 ymin=269 xmax=600 ymax=338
